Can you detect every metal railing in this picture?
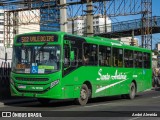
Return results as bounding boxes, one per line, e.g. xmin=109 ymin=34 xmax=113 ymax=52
xmin=73 ymin=16 xmax=160 ymax=36
xmin=0 ymin=62 xmax=11 ymax=98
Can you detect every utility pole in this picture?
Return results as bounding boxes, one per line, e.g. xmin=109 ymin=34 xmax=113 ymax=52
xmin=13 ymin=11 xmax=18 ymax=47
xmin=104 ymin=1 xmax=107 ymax=33
xmin=86 ymin=0 xmax=93 ymax=36
xmin=72 ymin=19 xmax=74 ymax=34
xmin=60 ymin=0 xmax=67 ymax=32
xmin=131 ymin=30 xmax=134 ymax=46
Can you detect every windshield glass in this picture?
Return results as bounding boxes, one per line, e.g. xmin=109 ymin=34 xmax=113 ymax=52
xmin=12 ymin=45 xmax=60 ymax=74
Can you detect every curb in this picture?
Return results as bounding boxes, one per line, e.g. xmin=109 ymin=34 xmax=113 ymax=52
xmin=3 ymin=98 xmax=37 ymax=105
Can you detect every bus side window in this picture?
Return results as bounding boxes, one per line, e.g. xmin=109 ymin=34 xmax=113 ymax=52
xmin=124 ymin=50 xmax=129 ymax=68
xmin=134 ymin=51 xmax=138 ymax=68
xmin=71 ymin=47 xmax=78 ymax=67
xmin=138 ymin=52 xmax=143 ymax=68
xmin=99 ymin=45 xmax=111 ymax=66
xmin=129 ymin=50 xmax=134 ymax=67
xmin=143 ymin=52 xmax=151 ymax=69
xmin=124 ymin=49 xmax=133 ymax=68
xmin=112 ymin=48 xmax=118 ymax=67
xmin=83 ymin=43 xmax=98 ymax=66
xmin=134 ymin=51 xmax=142 ymax=68
xmin=112 ymin=48 xmax=123 ymax=67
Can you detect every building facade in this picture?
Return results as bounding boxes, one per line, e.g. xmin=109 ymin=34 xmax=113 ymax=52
xmin=31 ymin=1 xmax=60 ymax=32
xmin=18 ymin=10 xmax=40 ymax=34
xmin=0 ymin=9 xmax=4 ymax=46
xmin=155 ymin=43 xmax=160 ymax=67
xmin=93 ymin=14 xmax=111 ymax=34
xmin=118 ymin=37 xmax=139 ymax=46
xmin=67 ymin=14 xmax=112 ymax=36
xmin=113 ymin=37 xmax=139 ymax=46
xmin=156 ymin=43 xmax=160 ymax=51
xmin=67 ymin=16 xmax=85 ymax=36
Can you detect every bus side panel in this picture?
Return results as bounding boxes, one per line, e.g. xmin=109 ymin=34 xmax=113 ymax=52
xmin=62 ymin=67 xmax=136 ymax=99
xmin=132 ymin=69 xmax=144 ymax=92
xmin=143 ymin=69 xmax=152 ymax=90
xmin=61 ymin=66 xmax=152 ymax=99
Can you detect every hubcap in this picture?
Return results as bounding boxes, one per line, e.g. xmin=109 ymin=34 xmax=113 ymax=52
xmin=81 ymin=89 xmax=87 ymax=100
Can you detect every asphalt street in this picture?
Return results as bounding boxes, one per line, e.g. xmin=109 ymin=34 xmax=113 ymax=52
xmin=1 ymin=88 xmax=160 ymax=120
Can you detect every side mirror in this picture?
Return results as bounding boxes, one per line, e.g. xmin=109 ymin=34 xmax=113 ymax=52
xmin=70 ymin=51 xmax=75 ymax=61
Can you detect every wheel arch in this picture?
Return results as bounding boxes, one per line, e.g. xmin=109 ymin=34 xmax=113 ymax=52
xmin=83 ymin=80 xmax=92 ymax=98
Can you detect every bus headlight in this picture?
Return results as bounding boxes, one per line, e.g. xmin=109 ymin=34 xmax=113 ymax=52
xmin=50 ymin=80 xmax=59 ymax=88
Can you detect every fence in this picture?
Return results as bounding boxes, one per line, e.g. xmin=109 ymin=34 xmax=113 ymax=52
xmin=0 ymin=62 xmax=11 ymax=99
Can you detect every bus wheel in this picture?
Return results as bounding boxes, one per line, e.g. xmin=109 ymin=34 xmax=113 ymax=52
xmin=127 ymin=82 xmax=136 ymax=99
xmin=75 ymin=84 xmax=89 ymax=105
xmin=38 ymin=98 xmax=50 ymax=105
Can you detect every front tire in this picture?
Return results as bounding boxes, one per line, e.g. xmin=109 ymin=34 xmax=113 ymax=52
xmin=127 ymin=82 xmax=136 ymax=99
xmin=75 ymin=84 xmax=89 ymax=105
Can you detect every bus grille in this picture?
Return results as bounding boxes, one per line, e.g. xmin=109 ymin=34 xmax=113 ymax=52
xmin=15 ymin=77 xmax=49 ymax=81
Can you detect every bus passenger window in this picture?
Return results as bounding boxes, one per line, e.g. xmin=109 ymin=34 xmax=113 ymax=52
xmin=99 ymin=46 xmax=111 ymax=66
xmin=83 ymin=53 xmax=89 ymax=65
xmin=83 ymin=43 xmax=98 ymax=66
xmin=143 ymin=52 xmax=151 ymax=69
xmin=138 ymin=52 xmax=143 ymax=68
xmin=71 ymin=48 xmax=78 ymax=67
xmin=134 ymin=51 xmax=142 ymax=68
xmin=112 ymin=48 xmax=123 ymax=67
xmin=134 ymin=51 xmax=138 ymax=68
xmin=124 ymin=50 xmax=133 ymax=68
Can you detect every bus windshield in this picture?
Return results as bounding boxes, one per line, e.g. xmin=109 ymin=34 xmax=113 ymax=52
xmin=12 ymin=45 xmax=60 ymax=74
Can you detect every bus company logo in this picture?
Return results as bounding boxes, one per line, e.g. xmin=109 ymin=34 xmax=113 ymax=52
xmin=96 ymin=69 xmax=128 ymax=93
xmin=2 ymin=112 xmax=11 ymax=117
xmin=1 ymin=112 xmax=42 ymax=117
xmin=96 ymin=69 xmax=127 ymax=81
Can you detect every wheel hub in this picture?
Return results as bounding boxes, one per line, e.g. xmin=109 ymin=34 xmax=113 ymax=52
xmin=81 ymin=89 xmax=87 ymax=100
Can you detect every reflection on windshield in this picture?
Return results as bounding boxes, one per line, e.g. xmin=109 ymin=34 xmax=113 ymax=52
xmin=12 ymin=45 xmax=60 ymax=74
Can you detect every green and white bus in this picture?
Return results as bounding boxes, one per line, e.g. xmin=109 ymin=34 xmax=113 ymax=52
xmin=10 ymin=32 xmax=152 ymax=105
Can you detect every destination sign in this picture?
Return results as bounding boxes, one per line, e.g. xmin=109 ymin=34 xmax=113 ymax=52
xmin=17 ymin=35 xmax=58 ymax=43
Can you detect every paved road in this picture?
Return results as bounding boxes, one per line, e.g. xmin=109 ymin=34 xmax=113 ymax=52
xmin=1 ymin=89 xmax=160 ymax=120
